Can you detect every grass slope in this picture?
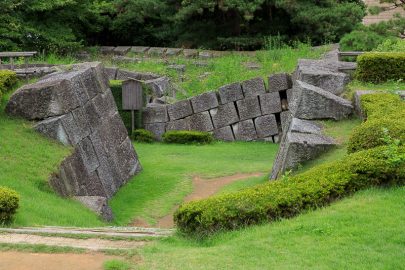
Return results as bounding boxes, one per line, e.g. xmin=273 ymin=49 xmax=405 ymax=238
xmin=110 ymin=142 xmax=278 ymax=225
xmin=0 ymin=93 xmax=104 ymax=227
xmin=137 ymin=187 xmax=405 ymax=270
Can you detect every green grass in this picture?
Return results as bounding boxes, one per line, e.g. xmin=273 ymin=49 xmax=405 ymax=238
xmin=104 ymin=259 xmax=132 ymax=270
xmin=218 ymin=176 xmax=267 ymax=194
xmin=345 ymin=79 xmax=405 ymax=100
xmin=110 ymin=142 xmax=278 ymax=226
xmin=136 ymin=186 xmax=405 ymax=270
xmin=0 ymin=243 xmax=86 ymax=254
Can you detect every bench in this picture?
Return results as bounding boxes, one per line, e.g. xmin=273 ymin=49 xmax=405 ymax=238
xmin=337 ymin=51 xmax=364 ymax=61
xmin=0 ymin=51 xmax=37 ymax=70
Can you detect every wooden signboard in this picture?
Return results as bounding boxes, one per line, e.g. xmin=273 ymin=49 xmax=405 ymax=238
xmin=122 ymin=79 xmax=144 ymax=132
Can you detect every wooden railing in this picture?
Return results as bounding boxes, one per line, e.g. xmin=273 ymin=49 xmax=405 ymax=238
xmin=0 ymin=51 xmax=37 ymax=70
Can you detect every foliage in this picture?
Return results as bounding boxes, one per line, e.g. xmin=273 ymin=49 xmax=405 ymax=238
xmin=174 ymin=145 xmax=405 ymax=236
xmin=348 ymin=94 xmax=405 ymax=153
xmin=0 ymin=186 xmax=20 ymax=225
xmin=163 ymin=131 xmax=213 ymax=145
xmin=132 ymin=129 xmax=155 ymax=143
xmin=374 ymin=38 xmax=405 ymax=52
xmin=355 ymin=52 xmax=405 ymax=83
xmin=0 ymin=70 xmax=18 ymax=101
xmin=103 ymin=259 xmax=132 ymax=270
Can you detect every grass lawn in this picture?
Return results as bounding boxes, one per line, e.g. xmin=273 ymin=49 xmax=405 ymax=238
xmin=110 ymin=142 xmax=279 ymax=226
xmin=135 ymin=186 xmax=405 ymax=270
xmin=345 ymin=79 xmax=405 ymax=100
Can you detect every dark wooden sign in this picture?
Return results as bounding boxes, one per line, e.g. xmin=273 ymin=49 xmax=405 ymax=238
xmin=122 ymin=79 xmax=143 ymax=110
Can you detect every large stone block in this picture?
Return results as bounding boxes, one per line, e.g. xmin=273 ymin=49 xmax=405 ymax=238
xmin=143 ymin=104 xmax=169 ymax=123
xmin=210 ymin=102 xmax=239 ymax=129
xmin=190 ymin=91 xmax=219 ymax=113
xmin=290 ymin=118 xmax=322 ymax=135
xmin=232 ymin=119 xmax=257 ymax=141
xmin=187 ymin=111 xmax=214 ymax=132
xmin=213 ymin=126 xmax=235 ymax=141
xmin=166 ymin=118 xmax=190 ymax=131
xmin=290 ymin=80 xmax=353 ymax=120
xmin=34 ymin=115 xmax=70 ymax=145
xmin=236 ymin=96 xmax=261 ymax=121
xmin=105 ymin=67 xmax=118 ymax=80
xmin=113 ymin=46 xmax=131 ymax=55
xmin=241 ymin=77 xmax=266 ymax=97
xmin=268 ymin=73 xmax=292 ymax=92
xmin=183 ymin=49 xmax=199 ymax=58
xmin=131 ymin=46 xmax=150 ymax=54
xmin=148 ymin=47 xmax=167 ymax=56
xmin=75 ymin=196 xmax=113 ymax=222
xmin=259 ymin=92 xmax=282 ymax=115
xmin=144 ymin=77 xmax=171 ymax=98
xmin=165 ymin=48 xmax=183 ymax=56
xmin=116 ymin=69 xmax=160 ymax=81
xmin=167 ymin=99 xmax=193 ymax=120
xmin=218 ymin=83 xmax=244 ymax=104
xmin=144 ymin=122 xmax=166 ymax=141
xmin=254 ymin=115 xmax=278 ymax=138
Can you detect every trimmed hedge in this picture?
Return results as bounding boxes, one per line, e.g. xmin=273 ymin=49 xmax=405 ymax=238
xmin=132 ymin=129 xmax=155 ymax=143
xmin=0 ymin=187 xmax=20 ymax=225
xmin=348 ymin=94 xmax=405 ymax=153
xmin=174 ymin=146 xmax=405 ymax=236
xmin=0 ymin=70 xmax=18 ymax=101
xmin=356 ymin=52 xmax=405 ymax=83
xmin=163 ymin=130 xmax=214 ymax=144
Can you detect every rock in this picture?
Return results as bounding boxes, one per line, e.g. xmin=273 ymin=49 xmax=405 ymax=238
xmin=218 ymin=82 xmax=244 ymax=104
xmin=213 ymin=126 xmax=235 ymax=141
xmin=268 ymin=73 xmax=292 ymax=92
xmin=259 ymin=92 xmax=282 ymax=115
xmin=254 ymin=114 xmax=279 ymax=138
xmin=290 ymin=80 xmax=353 ymax=120
xmin=112 ymin=56 xmax=141 ymax=64
xmin=144 ymin=122 xmax=166 ymax=141
xmin=187 ymin=111 xmax=214 ymax=132
xmin=190 ymin=91 xmax=219 ymax=113
xmin=236 ymin=96 xmax=261 ymax=121
xmin=167 ymin=99 xmax=193 ymax=120
xmin=7 ymin=62 xmax=141 ymax=219
xmin=353 ymin=90 xmax=376 ymax=118
xmin=144 ymin=77 xmax=171 ymax=98
xmin=143 ymin=104 xmax=168 ymax=123
xmin=168 ymin=64 xmax=186 ymax=73
xmin=131 ymin=46 xmax=150 ymax=54
xmin=241 ymin=77 xmax=266 ymax=97
xmin=105 ymin=67 xmax=118 ymax=80
xmin=152 ymin=96 xmax=177 ymax=104
xmin=148 ymin=47 xmax=167 ymax=56
xmin=232 ymin=119 xmax=257 ymax=141
xmin=116 ymin=69 xmax=160 ymax=81
xmin=166 ymin=48 xmax=183 ymax=56
xmin=280 ymin=111 xmax=291 ymax=132
xmin=166 ymin=118 xmax=190 ymax=131
xmin=113 ymin=46 xmax=131 ymax=55
xmin=290 ymin=118 xmax=322 ymax=134
xmin=75 ymin=196 xmax=113 ymax=221
xmin=199 ymin=51 xmax=214 ymax=59
xmin=100 ymin=46 xmax=115 ymax=55
xmin=183 ymin=49 xmax=199 ymax=58
xmin=210 ymin=102 xmax=239 ymax=129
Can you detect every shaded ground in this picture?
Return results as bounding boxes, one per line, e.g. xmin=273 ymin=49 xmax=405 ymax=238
xmin=0 ymin=251 xmax=115 ymax=270
xmin=133 ymin=172 xmax=264 ymax=228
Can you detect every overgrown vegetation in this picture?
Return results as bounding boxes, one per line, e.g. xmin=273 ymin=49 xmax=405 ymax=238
xmin=0 ymin=70 xmax=17 ymax=101
xmin=0 ymin=187 xmax=19 ymax=225
xmin=163 ymin=131 xmax=213 ymax=145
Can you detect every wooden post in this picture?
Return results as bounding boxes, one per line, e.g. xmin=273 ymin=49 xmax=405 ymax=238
xmin=131 ymin=110 xmax=135 ymax=133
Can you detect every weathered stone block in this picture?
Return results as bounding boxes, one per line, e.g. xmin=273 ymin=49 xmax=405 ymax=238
xmin=210 ymin=102 xmax=239 ymax=129
xmin=254 ymin=115 xmax=278 ymax=138
xmin=113 ymin=46 xmax=131 ymax=55
xmin=167 ymin=99 xmax=193 ymax=120
xmin=148 ymin=47 xmax=167 ymax=56
xmin=116 ymin=69 xmax=160 ymax=81
xmin=34 ymin=116 xmax=70 ymax=145
xmin=268 ymin=73 xmax=292 ymax=92
xmin=259 ymin=92 xmax=282 ymax=115
xmin=213 ymin=126 xmax=235 ymax=141
xmin=183 ymin=49 xmax=199 ymax=58
xmin=190 ymin=91 xmax=219 ymax=113
xmin=232 ymin=119 xmax=257 ymax=141
xmin=100 ymin=46 xmax=115 ymax=54
xmin=143 ymin=104 xmax=168 ymax=123
xmin=144 ymin=77 xmax=171 ymax=98
xmin=218 ymin=83 xmax=244 ymax=104
xmin=144 ymin=122 xmax=166 ymax=141
xmin=290 ymin=118 xmax=322 ymax=135
xmin=165 ymin=48 xmax=183 ymax=56
xmin=75 ymin=196 xmax=113 ymax=221
xmin=131 ymin=46 xmax=150 ymax=54
xmin=187 ymin=111 xmax=214 ymax=132
xmin=105 ymin=67 xmax=118 ymax=80
xmin=241 ymin=77 xmax=266 ymax=97
xmin=166 ymin=118 xmax=190 ymax=131
xmin=236 ymin=96 xmax=261 ymax=121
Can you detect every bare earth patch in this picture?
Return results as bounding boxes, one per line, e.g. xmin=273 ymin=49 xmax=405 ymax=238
xmin=0 ymin=251 xmax=115 ymax=270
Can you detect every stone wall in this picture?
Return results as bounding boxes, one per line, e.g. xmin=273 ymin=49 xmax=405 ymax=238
xmin=363 ymin=0 xmax=405 ymax=25
xmin=6 ymin=62 xmax=141 ymax=220
xmin=142 ymin=73 xmax=293 ymax=142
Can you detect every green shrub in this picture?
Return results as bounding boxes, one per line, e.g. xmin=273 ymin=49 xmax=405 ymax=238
xmin=356 ymin=52 xmax=405 ymax=83
xmin=174 ymin=146 xmax=405 ymax=236
xmin=374 ymin=39 xmax=405 ymax=52
xmin=0 ymin=70 xmax=18 ymax=101
xmin=163 ymin=130 xmax=213 ymax=144
xmin=348 ymin=94 xmax=405 ymax=153
xmin=0 ymin=187 xmax=20 ymax=225
xmin=132 ymin=129 xmax=154 ymax=143
xmin=339 ymin=29 xmax=388 ymax=52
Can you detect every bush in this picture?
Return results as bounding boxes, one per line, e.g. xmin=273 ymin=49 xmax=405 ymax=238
xmin=348 ymin=94 xmax=405 ymax=153
xmin=356 ymin=52 xmax=405 ymax=83
xmin=132 ymin=129 xmax=154 ymax=143
xmin=374 ymin=39 xmax=405 ymax=52
xmin=163 ymin=131 xmax=213 ymax=144
xmin=0 ymin=187 xmax=20 ymax=225
xmin=339 ymin=29 xmax=389 ymax=52
xmin=0 ymin=70 xmax=18 ymax=101
xmin=174 ymin=145 xmax=405 ymax=236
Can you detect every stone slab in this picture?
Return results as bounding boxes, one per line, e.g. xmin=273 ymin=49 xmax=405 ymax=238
xmin=260 ymin=92 xmax=282 ymax=115
xmin=254 ymin=114 xmax=278 ymax=138
xmin=166 ymin=118 xmax=190 ymax=131
xmin=232 ymin=119 xmax=257 ymax=141
xmin=148 ymin=47 xmax=167 ymax=56
xmin=165 ymin=48 xmax=183 ymax=56
xmin=131 ymin=46 xmax=150 ymax=53
xmin=187 ymin=111 xmax=214 ymax=132
xmin=210 ymin=102 xmax=239 ymax=129
xmin=143 ymin=104 xmax=169 ymax=123
xmin=241 ymin=77 xmax=266 ymax=97
xmin=236 ymin=96 xmax=261 ymax=121
xmin=268 ymin=73 xmax=292 ymax=92
xmin=213 ymin=126 xmax=235 ymax=141
xmin=190 ymin=91 xmax=219 ymax=113
xmin=167 ymin=99 xmax=193 ymax=120
xmin=113 ymin=46 xmax=131 ymax=55
xmin=105 ymin=67 xmax=118 ymax=80
xmin=218 ymin=83 xmax=244 ymax=104
xmin=144 ymin=122 xmax=166 ymax=141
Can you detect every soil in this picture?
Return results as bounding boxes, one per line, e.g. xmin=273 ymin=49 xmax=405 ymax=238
xmin=133 ymin=172 xmax=264 ymax=228
xmin=0 ymin=251 xmax=115 ymax=270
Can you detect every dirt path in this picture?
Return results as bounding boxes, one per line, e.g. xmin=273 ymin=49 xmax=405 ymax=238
xmin=0 ymin=251 xmax=114 ymax=270
xmin=0 ymin=233 xmax=145 ymax=251
xmin=137 ymin=172 xmax=264 ymax=228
